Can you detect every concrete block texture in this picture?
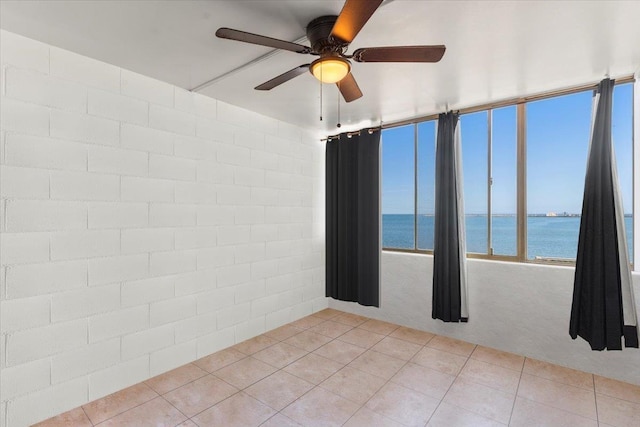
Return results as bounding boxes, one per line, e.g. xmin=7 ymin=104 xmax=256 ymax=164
xmin=0 ymin=29 xmax=325 ymax=427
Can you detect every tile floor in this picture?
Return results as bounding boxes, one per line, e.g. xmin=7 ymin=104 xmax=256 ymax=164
xmin=35 ymin=309 xmax=640 ymax=427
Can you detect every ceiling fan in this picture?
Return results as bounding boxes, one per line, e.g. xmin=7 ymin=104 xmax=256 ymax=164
xmin=215 ymin=0 xmax=445 ymax=103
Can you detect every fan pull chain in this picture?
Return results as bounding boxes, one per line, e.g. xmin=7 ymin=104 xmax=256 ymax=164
xmin=336 ymin=85 xmax=341 ymax=128
xmin=319 ymin=68 xmax=323 ymax=121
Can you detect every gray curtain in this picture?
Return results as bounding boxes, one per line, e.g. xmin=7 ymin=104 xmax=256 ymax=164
xmin=326 ymin=130 xmax=381 ymax=307
xmin=570 ymin=78 xmax=638 ymax=350
xmin=432 ymin=112 xmax=468 ymax=322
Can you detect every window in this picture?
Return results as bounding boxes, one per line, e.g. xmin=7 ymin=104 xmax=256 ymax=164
xmin=381 ymin=125 xmax=415 ymax=249
xmin=527 ymin=91 xmax=592 ymax=260
xmin=491 ymin=106 xmax=518 ymax=256
xmin=381 ymin=79 xmax=634 ymax=264
xmin=417 ymin=121 xmax=436 ymax=250
xmin=381 ymin=122 xmax=437 ymax=250
xmin=460 ymin=112 xmax=489 ymax=254
xmin=527 ymin=84 xmax=633 ymax=260
xmin=458 ymin=107 xmax=517 ymax=256
xmin=612 ymin=83 xmax=634 ymax=258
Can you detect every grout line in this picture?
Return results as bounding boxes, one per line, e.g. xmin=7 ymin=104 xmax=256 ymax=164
xmin=231 ymin=314 xmax=360 ymax=422
xmin=87 ymin=391 xmax=160 ymax=425
xmin=592 ymin=373 xmax=600 ymax=424
xmin=312 ymin=316 xmax=434 ymax=425
xmin=186 ymin=386 xmax=241 ymax=420
xmin=80 ymin=406 xmax=94 ymax=426
xmin=158 ymin=393 xmax=190 ymax=422
xmin=507 ymin=357 xmax=526 ymax=426
xmin=513 ymin=395 xmax=601 ymax=426
xmin=423 ymin=342 xmax=475 ymax=426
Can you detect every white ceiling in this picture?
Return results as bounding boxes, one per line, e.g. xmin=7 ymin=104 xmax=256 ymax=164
xmin=1 ymin=0 xmax=639 ymax=135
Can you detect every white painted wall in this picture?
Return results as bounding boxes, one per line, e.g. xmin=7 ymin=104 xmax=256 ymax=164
xmin=330 ymin=252 xmax=640 ymax=385
xmin=0 ymin=30 xmax=326 ymax=427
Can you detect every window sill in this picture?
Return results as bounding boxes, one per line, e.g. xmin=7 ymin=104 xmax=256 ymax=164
xmin=381 ymin=248 xmax=577 ymax=266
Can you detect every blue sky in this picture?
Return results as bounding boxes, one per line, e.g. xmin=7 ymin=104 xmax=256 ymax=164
xmin=382 ymin=83 xmax=633 ymax=215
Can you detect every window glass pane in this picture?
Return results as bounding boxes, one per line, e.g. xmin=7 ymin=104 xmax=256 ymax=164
xmin=461 ymin=112 xmax=489 ymax=253
xmin=417 ymin=121 xmax=436 ymax=250
xmin=527 ymin=91 xmax=591 ymax=260
xmin=382 ymin=125 xmax=415 ymax=249
xmin=613 ymin=83 xmax=633 ymax=259
xmin=491 ymin=106 xmax=517 ymax=256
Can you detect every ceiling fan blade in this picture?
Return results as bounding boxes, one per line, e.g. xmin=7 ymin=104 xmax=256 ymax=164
xmin=330 ymin=0 xmax=383 ymax=44
xmin=353 ymin=45 xmax=446 ymax=63
xmin=255 ymin=65 xmax=310 ymax=90
xmin=216 ymin=28 xmax=311 ymax=54
xmin=337 ymin=72 xmax=363 ymax=103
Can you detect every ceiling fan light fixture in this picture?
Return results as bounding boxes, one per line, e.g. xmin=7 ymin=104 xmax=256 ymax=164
xmin=310 ymin=56 xmax=350 ymax=83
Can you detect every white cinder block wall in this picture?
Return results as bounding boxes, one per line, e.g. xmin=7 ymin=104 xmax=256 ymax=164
xmin=0 ymin=30 xmax=326 ymax=427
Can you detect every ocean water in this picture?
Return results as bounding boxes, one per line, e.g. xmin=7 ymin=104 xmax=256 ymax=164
xmin=382 ymin=214 xmax=634 ymax=260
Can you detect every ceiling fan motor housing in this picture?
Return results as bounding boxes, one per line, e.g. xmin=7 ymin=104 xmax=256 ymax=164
xmin=306 ymin=15 xmax=341 ymax=54
xmin=215 ymin=0 xmax=443 ymax=103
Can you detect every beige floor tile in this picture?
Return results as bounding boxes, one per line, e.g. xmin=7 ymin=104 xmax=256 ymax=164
xmin=191 ymin=392 xmax=276 ymax=427
xmin=391 ymin=362 xmax=455 ymax=400
xmin=358 ymin=319 xmax=399 ymax=335
xmin=594 ymin=375 xmax=640 ymax=403
xmin=372 ymin=336 xmax=422 ymax=361
xmin=517 ymin=373 xmax=596 ymax=419
xmin=232 ymin=335 xmax=278 ymax=355
xmin=95 ymin=397 xmax=186 ymax=427
xmin=313 ymin=339 xmax=367 ymax=364
xmin=338 ymin=328 xmax=386 ymax=349
xmin=214 ymin=357 xmax=277 ymax=389
xmin=259 ymin=413 xmax=302 ymax=427
xmin=349 ymin=349 xmax=407 ymax=380
xmin=283 ymin=353 xmax=344 ymax=384
xmin=290 ymin=315 xmax=325 ymax=329
xmin=282 ymin=386 xmax=360 ymax=426
xmin=523 ymin=358 xmax=593 ymax=390
xmin=366 ymin=382 xmax=440 ymax=427
xmin=194 ymin=347 xmax=246 ymax=373
xmin=510 ymin=396 xmax=597 ymax=427
xmin=443 ymin=377 xmax=515 ymax=424
xmin=263 ymin=324 xmax=304 ymax=341
xmin=411 ymin=346 xmax=468 ymax=376
xmin=311 ymin=308 xmax=342 ymax=320
xmin=459 ymin=358 xmax=521 ymax=394
xmin=596 ymin=393 xmax=640 ymax=427
xmin=163 ymin=374 xmax=238 ymax=417
xmin=82 ymin=382 xmax=159 ymax=424
xmin=471 ymin=345 xmax=524 ymax=372
xmin=38 ymin=313 xmax=640 ymax=427
xmin=320 ymin=365 xmax=387 ymax=404
xmin=244 ymin=370 xmax=314 ymax=410
xmin=252 ymin=342 xmax=308 ymax=369
xmin=427 ymin=335 xmax=476 ymax=357
xmin=343 ymin=407 xmax=404 ymax=427
xmin=32 ymin=408 xmax=92 ymax=427
xmin=309 ymin=319 xmax=353 ymax=338
xmin=427 ymin=401 xmax=506 ymax=427
xmin=284 ymin=330 xmax=333 ymax=351
xmin=333 ymin=312 xmax=369 ymax=327
xmin=144 ymin=363 xmax=208 ymax=394
xmin=390 ymin=326 xmax=435 ymax=345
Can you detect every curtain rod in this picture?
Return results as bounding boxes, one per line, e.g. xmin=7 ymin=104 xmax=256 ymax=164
xmin=322 ymin=74 xmax=636 ymax=140
xmin=322 ymin=127 xmax=381 ymax=142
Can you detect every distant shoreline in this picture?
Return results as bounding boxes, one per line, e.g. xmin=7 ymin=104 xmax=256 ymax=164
xmin=382 ymin=213 xmax=633 ymax=217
